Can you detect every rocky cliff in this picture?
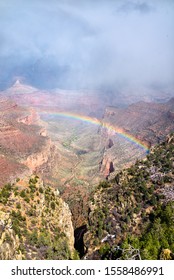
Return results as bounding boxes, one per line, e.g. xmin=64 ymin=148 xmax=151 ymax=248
xmin=0 ymin=96 xmax=57 ymax=186
xmin=99 ymin=99 xmax=174 ymax=179
xmin=0 ymin=211 xmax=22 ymax=260
xmin=23 ymin=138 xmax=52 ymax=171
xmin=0 ymin=176 xmax=76 ymax=260
xmin=0 ymin=96 xmax=77 ymax=260
xmin=84 ymin=135 xmax=174 ymax=260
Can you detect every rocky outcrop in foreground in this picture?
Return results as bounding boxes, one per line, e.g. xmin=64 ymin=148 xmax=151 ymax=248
xmin=0 ymin=176 xmax=76 ymax=260
xmin=84 ymin=135 xmax=174 ymax=260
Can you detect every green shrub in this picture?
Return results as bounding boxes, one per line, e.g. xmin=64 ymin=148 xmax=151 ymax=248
xmin=50 ymin=201 xmax=56 ymax=210
xmin=16 ymin=203 xmax=21 ymax=209
xmin=39 ymin=187 xmax=44 ymax=193
xmin=20 ymin=190 xmax=26 ymax=198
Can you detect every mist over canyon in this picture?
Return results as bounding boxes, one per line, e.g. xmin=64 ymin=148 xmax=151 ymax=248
xmin=0 ymin=0 xmax=174 ymax=260
xmin=0 ymin=0 xmax=174 ymax=92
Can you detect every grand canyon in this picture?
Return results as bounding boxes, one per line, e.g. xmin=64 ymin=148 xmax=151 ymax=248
xmin=0 ymin=0 xmax=174 ymax=261
xmin=0 ymin=80 xmax=174 ymax=259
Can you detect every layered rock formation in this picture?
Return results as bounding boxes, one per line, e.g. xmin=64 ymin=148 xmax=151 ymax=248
xmin=0 ymin=95 xmax=77 ymax=260
xmin=103 ymin=100 xmax=174 ymax=145
xmin=0 ymin=95 xmax=56 ymax=186
xmin=99 ymin=99 xmax=174 ymax=179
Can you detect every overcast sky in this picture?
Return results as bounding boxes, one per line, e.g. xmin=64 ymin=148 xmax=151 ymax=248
xmin=0 ymin=0 xmax=173 ymax=90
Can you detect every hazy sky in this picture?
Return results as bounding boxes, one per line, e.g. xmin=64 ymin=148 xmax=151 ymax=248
xmin=0 ymin=0 xmax=173 ymax=90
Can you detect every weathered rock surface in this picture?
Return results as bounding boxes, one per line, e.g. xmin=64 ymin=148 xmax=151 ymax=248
xmin=0 ymin=211 xmax=22 ymax=260
xmin=99 ymin=99 xmax=174 ymax=179
xmin=0 ymin=177 xmax=75 ymax=260
xmin=0 ymin=96 xmax=56 ymax=186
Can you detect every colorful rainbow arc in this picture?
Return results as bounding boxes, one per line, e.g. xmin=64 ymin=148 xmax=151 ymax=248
xmin=39 ymin=110 xmax=149 ymax=152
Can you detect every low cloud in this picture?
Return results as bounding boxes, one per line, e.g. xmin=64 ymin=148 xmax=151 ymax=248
xmin=0 ymin=0 xmax=173 ymax=91
xmin=118 ymin=1 xmax=153 ymax=14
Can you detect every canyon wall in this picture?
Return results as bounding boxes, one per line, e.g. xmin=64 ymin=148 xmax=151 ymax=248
xmin=0 ymin=96 xmax=57 ymax=186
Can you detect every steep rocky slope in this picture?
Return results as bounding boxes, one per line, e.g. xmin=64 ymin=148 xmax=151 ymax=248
xmin=103 ymin=99 xmax=174 ymax=145
xmin=0 ymin=95 xmax=78 ymax=260
xmin=0 ymin=96 xmax=56 ymax=186
xmin=0 ymin=176 xmax=76 ymax=260
xmin=84 ymin=134 xmax=174 ymax=260
xmin=99 ymin=99 xmax=174 ymax=178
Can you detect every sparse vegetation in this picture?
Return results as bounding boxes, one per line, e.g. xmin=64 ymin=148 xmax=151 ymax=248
xmin=86 ymin=134 xmax=174 ymax=260
xmin=0 ymin=183 xmax=12 ymax=204
xmin=0 ymin=176 xmax=76 ymax=260
xmin=1 ymin=135 xmax=174 ymax=260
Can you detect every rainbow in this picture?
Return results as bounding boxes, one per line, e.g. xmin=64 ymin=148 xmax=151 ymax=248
xmin=39 ymin=109 xmax=149 ymax=152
